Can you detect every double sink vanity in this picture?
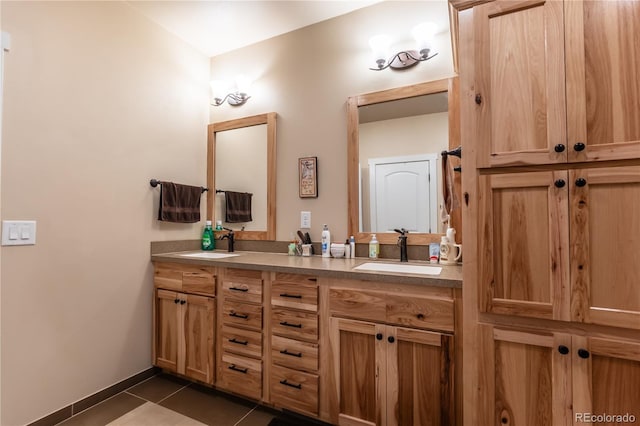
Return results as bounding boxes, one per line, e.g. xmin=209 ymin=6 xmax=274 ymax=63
xmin=151 ymin=249 xmax=462 ymax=425
xmin=152 ymin=77 xmax=463 ymax=424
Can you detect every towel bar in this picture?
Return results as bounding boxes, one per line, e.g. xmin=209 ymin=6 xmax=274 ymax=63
xmin=150 ymin=179 xmax=208 ymax=193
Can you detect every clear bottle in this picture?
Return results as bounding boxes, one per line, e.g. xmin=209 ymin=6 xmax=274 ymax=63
xmin=369 ymin=233 xmax=379 ymax=259
xmin=201 ymin=220 xmax=215 ymax=251
xmin=350 ymin=235 xmax=356 ymax=258
xmin=321 ymin=224 xmax=331 ymax=258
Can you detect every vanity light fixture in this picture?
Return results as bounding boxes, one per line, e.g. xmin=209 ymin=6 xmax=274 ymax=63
xmin=210 ymin=75 xmax=252 ymax=107
xmin=369 ymin=22 xmax=438 ymax=71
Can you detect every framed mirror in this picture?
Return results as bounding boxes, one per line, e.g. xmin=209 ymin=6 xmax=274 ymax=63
xmin=347 ymin=77 xmax=460 ymax=245
xmin=207 ymin=113 xmax=277 ymax=240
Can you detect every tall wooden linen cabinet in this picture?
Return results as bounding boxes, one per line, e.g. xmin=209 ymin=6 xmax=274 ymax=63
xmin=453 ymin=0 xmax=640 ymax=424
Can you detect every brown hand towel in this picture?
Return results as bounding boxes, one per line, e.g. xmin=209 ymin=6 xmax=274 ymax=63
xmin=158 ymin=182 xmax=202 ymax=223
xmin=224 ymin=191 xmax=252 ymax=223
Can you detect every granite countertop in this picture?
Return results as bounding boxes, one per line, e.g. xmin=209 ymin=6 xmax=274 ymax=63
xmin=151 ymin=250 xmax=462 ymax=289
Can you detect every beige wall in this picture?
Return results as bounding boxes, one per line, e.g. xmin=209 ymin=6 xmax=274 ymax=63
xmin=209 ymin=1 xmax=455 ymax=243
xmin=1 ymin=2 xmax=209 ymax=424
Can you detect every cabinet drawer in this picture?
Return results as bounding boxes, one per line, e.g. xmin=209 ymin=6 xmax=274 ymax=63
xmin=154 ymin=262 xmax=216 ymax=295
xmin=222 ymin=274 xmax=262 ymax=304
xmin=271 ymin=308 xmax=318 ymax=341
xmin=271 ymin=335 xmax=318 ymax=373
xmin=219 ymin=353 xmax=262 ymax=400
xmin=272 ymin=279 xmax=318 ymax=312
xmin=221 ymin=326 xmax=262 ymax=359
xmin=329 ymin=288 xmax=386 ymax=322
xmin=222 ymin=300 xmax=263 ymax=330
xmin=330 ymin=288 xmax=454 ymax=332
xmin=270 ymin=365 xmax=318 ymax=416
xmin=386 ymin=294 xmax=454 ymax=332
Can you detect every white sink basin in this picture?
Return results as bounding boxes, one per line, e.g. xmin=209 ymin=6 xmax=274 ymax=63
xmin=354 ymin=262 xmax=442 ymax=276
xmin=179 ymin=252 xmax=240 ymax=259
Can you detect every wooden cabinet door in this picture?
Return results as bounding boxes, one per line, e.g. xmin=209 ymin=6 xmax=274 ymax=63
xmin=478 ymin=325 xmax=572 ymax=426
xmin=572 ymin=336 xmax=640 ymax=422
xmin=479 ymin=171 xmax=570 ymax=320
xmin=329 ymin=317 xmax=385 ymax=426
xmin=570 ymin=166 xmax=640 ymax=329
xmin=565 ymin=1 xmax=640 ymax=163
xmin=155 ymin=289 xmax=181 ymax=373
xmin=184 ymin=294 xmax=215 ymax=384
xmin=387 ymin=327 xmax=454 ymax=426
xmin=474 ymin=0 xmax=566 ymax=167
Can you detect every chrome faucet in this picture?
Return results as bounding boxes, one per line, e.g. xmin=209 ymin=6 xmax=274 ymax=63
xmin=220 ymin=227 xmax=235 ymax=252
xmin=394 ymin=228 xmax=408 ymax=262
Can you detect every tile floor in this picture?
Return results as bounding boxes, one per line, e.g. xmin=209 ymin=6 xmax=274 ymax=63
xmin=55 ymin=374 xmax=281 ymax=426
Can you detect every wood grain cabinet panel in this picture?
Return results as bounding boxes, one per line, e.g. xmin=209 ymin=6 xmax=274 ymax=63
xmin=480 ymin=166 xmax=640 ymax=328
xmin=221 ymin=325 xmax=262 ymax=359
xmin=474 ymin=0 xmax=566 ymax=167
xmin=154 ymin=262 xmax=216 ymax=296
xmin=271 ymin=308 xmax=318 ymax=342
xmin=479 ymin=171 xmax=570 ymax=320
xmin=217 ymin=268 xmax=265 ymax=401
xmin=271 ymin=335 xmax=318 ymax=373
xmin=270 ymin=365 xmax=319 ymax=417
xmin=480 ymin=325 xmax=640 ymax=425
xmin=565 ymin=0 xmax=640 ymax=162
xmin=570 ymin=166 xmax=640 ymax=329
xmin=154 ymin=289 xmax=215 ymax=384
xmin=218 ymin=353 xmax=262 ymax=401
xmin=329 ymin=317 xmax=454 ymax=426
xmin=222 ymin=300 xmax=263 ymax=331
xmin=271 ymin=276 xmax=318 ymax=312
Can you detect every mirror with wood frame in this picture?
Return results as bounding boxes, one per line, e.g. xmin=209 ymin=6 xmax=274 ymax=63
xmin=347 ymin=77 xmax=461 ymax=245
xmin=207 ymin=113 xmax=277 ymax=240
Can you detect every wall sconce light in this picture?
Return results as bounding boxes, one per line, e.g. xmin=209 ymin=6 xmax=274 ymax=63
xmin=210 ymin=75 xmax=252 ymax=106
xmin=369 ymin=22 xmax=438 ymax=71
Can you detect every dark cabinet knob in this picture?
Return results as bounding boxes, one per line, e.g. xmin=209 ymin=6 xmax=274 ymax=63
xmin=376 ymin=333 xmax=383 ymax=341
xmin=574 ymin=142 xmax=586 ymax=152
xmin=388 ymin=336 xmax=395 ymax=343
xmin=575 ymin=178 xmax=587 ymax=187
xmin=554 ymin=144 xmax=566 ymax=153
xmin=554 ymin=179 xmax=566 ymax=188
xmin=558 ymin=345 xmax=569 ymax=355
xmin=174 ymin=299 xmax=180 ymax=304
xmin=578 ymin=348 xmax=590 ymax=359
xmin=180 ymin=300 xmax=186 ymax=305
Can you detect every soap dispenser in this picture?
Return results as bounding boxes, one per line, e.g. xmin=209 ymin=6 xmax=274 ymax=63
xmin=369 ymin=234 xmax=379 ymax=259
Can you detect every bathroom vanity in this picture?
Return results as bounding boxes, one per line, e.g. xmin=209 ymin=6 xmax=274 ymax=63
xmin=151 ymin=251 xmax=462 ymax=425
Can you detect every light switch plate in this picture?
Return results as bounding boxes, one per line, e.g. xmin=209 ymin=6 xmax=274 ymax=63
xmin=2 ymin=220 xmax=36 ymax=246
xmin=300 ymin=211 xmax=311 ymax=229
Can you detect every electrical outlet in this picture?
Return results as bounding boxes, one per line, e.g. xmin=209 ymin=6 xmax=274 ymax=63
xmin=300 ymin=211 xmax=311 ymax=229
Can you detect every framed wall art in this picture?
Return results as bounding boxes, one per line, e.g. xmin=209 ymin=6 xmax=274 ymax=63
xmin=299 ymin=156 xmax=318 ymax=198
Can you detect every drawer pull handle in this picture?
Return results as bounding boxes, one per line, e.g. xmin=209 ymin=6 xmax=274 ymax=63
xmin=230 ymin=312 xmax=249 ymax=319
xmin=228 ymin=364 xmax=248 ymax=374
xmin=229 ymin=287 xmax=249 ymax=292
xmin=307 ymin=278 xmax=318 ymax=282
xmin=280 ymin=349 xmax=302 ymax=358
xmin=280 ymin=321 xmax=302 ymax=328
xmin=229 ymin=338 xmax=248 ymax=346
xmin=280 ymin=293 xmax=303 ymax=299
xmin=280 ymin=379 xmax=302 ymax=390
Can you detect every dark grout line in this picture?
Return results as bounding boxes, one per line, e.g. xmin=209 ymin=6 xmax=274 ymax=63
xmin=233 ymin=404 xmax=260 ymax=426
